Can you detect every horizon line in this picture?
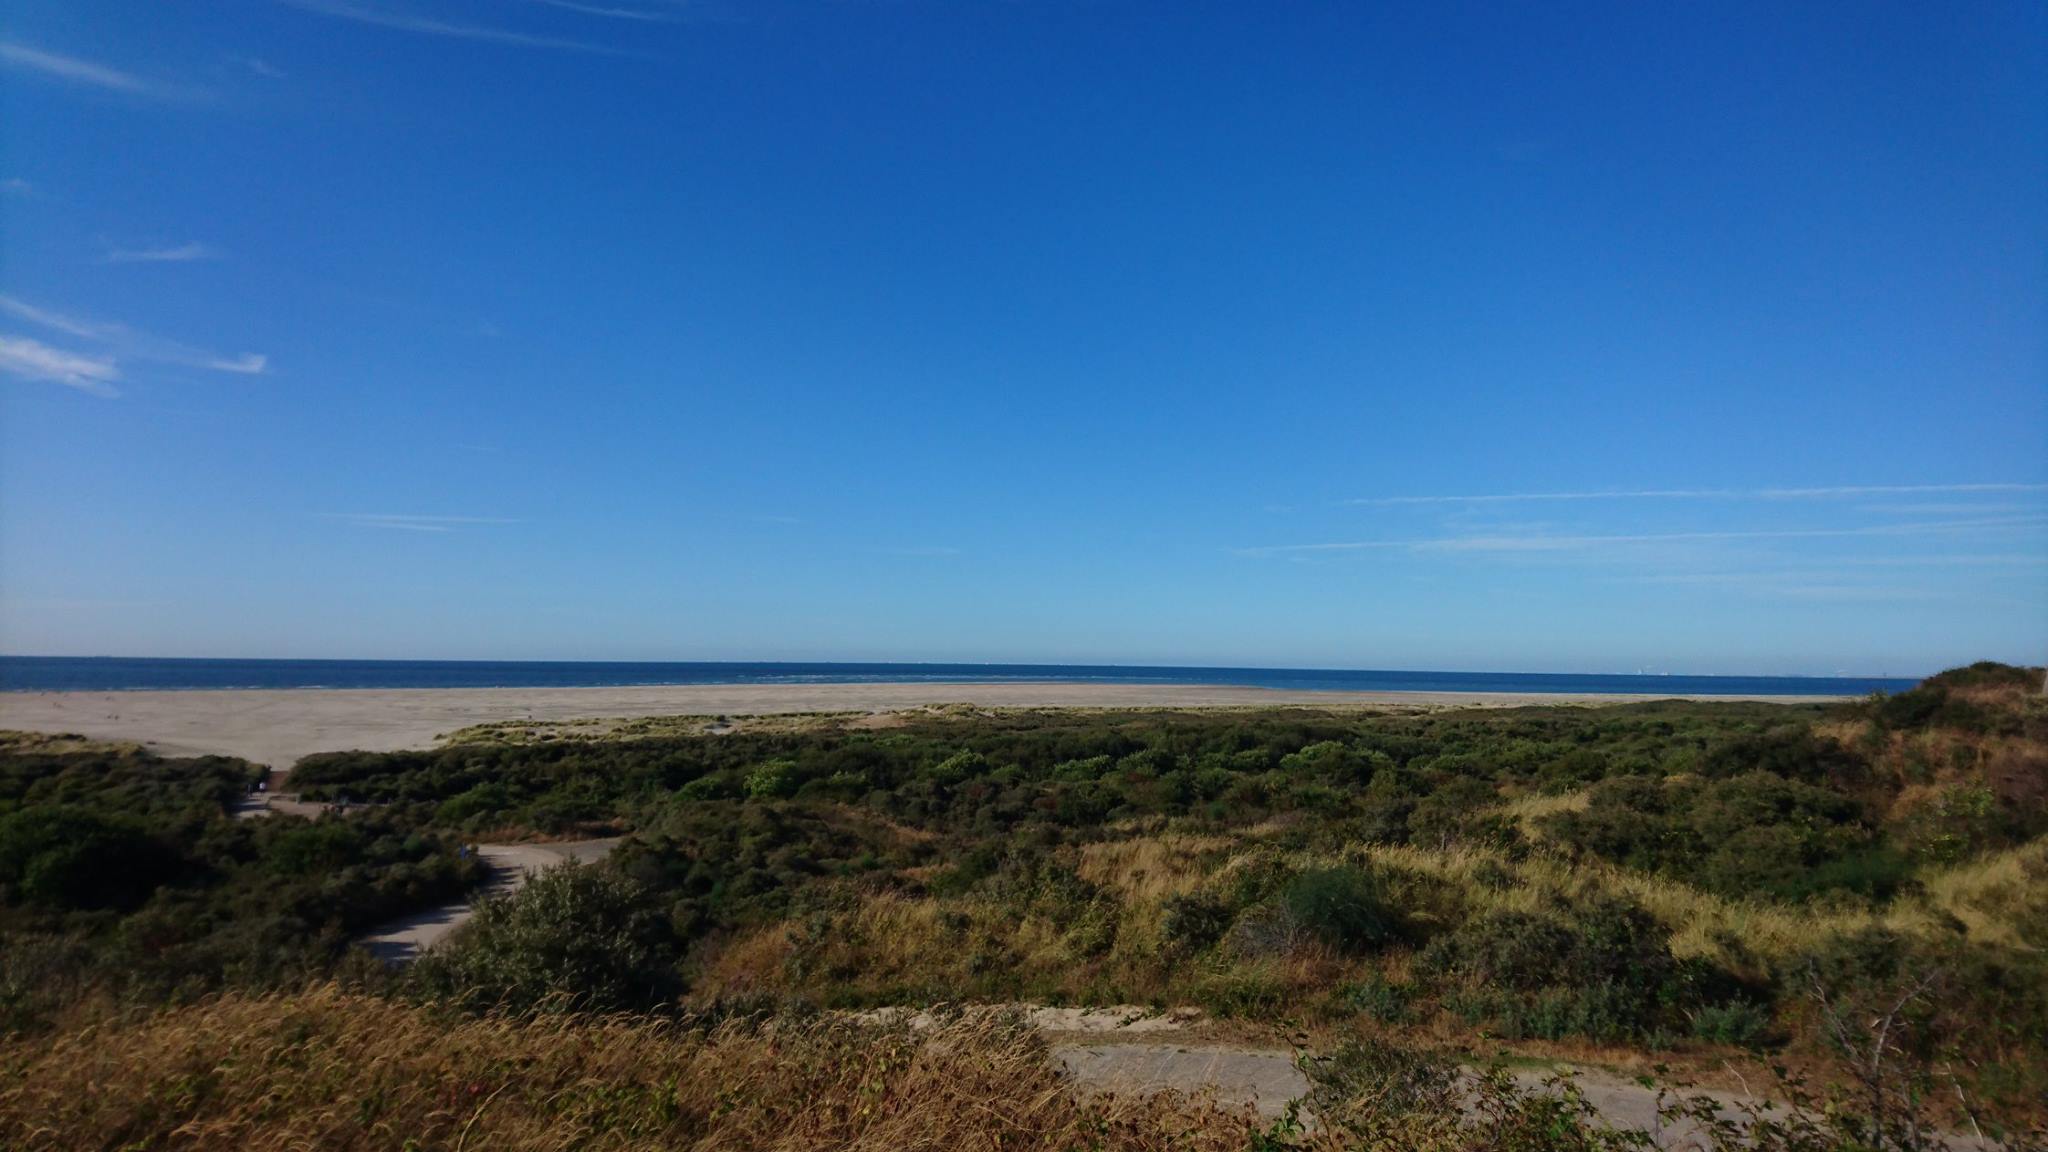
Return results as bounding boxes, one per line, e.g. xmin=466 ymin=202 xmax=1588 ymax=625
xmin=0 ymin=652 xmax=1945 ymax=681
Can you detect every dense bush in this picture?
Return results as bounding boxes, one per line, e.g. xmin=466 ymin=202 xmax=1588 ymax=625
xmin=1158 ymin=892 xmax=1231 ymax=953
xmin=0 ymin=806 xmax=178 ymax=910
xmin=290 ymin=701 xmax=1835 ymax=841
xmin=1419 ymin=897 xmax=1690 ymax=1041
xmin=0 ymin=740 xmax=478 ymax=1024
xmin=1544 ymin=772 xmax=1901 ymax=899
xmin=1280 ymin=865 xmax=1405 ymax=954
xmin=412 ymin=861 xmax=680 ymax=1013
xmin=615 ymin=799 xmax=917 ymax=941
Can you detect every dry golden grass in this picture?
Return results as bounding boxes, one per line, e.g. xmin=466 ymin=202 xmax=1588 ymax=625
xmin=0 ymin=988 xmax=1261 ymax=1152
xmin=1915 ymin=836 xmax=2048 ymax=949
xmin=1362 ymin=833 xmax=2048 ymax=964
xmin=1495 ymin=790 xmax=1589 ymax=840
xmin=1078 ymin=833 xmax=1235 ymax=903
xmin=1356 ymin=841 xmax=1889 ymax=961
xmin=692 ymin=824 xmax=2044 ymax=1013
xmin=692 ymin=889 xmax=1122 ymax=1005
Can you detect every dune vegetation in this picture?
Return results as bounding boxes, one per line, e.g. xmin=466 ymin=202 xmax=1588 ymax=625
xmin=2 ymin=663 xmax=2044 ymax=1148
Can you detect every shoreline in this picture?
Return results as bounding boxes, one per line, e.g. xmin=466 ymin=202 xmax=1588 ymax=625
xmin=0 ymin=681 xmax=1848 ymax=768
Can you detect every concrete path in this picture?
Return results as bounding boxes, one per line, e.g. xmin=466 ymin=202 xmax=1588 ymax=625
xmin=1050 ymin=1041 xmax=2001 ymax=1149
xmin=1055 ymin=1042 xmax=1308 ymax=1120
xmin=360 ymin=839 xmax=620 ymax=963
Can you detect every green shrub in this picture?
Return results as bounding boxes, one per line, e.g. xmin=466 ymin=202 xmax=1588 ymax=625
xmin=1689 ymin=999 xmax=1773 ymax=1047
xmin=1337 ymin=974 xmax=1413 ymax=1023
xmin=1300 ymin=1038 xmax=1642 ymax=1149
xmin=1504 ymin=982 xmax=1645 ymax=1043
xmin=1408 ymin=777 xmax=1500 ymax=847
xmin=264 ymin=820 xmax=367 ymax=876
xmin=1419 ymin=897 xmax=1680 ymax=1040
xmin=743 ymin=760 xmax=799 ymax=800
xmin=0 ymin=806 xmax=179 ymax=911
xmin=1190 ymin=969 xmax=1288 ymax=1018
xmin=412 ymin=861 xmax=680 ymax=1014
xmin=1546 ymin=772 xmax=1887 ymax=900
xmin=1281 ymin=865 xmax=1404 ymax=953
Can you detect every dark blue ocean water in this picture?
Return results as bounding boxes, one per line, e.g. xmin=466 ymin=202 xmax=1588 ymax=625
xmin=0 ymin=656 xmax=1917 ymax=696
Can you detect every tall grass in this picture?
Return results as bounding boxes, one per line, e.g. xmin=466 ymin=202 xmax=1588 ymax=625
xmin=0 ymin=987 xmax=1259 ymax=1151
xmin=689 ymin=828 xmax=2045 ymax=1011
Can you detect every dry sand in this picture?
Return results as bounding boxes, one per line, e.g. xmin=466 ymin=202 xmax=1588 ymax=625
xmin=0 ymin=681 xmax=1834 ymax=768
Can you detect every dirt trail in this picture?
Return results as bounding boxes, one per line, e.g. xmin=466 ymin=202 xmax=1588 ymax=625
xmin=360 ymin=839 xmax=619 ymax=963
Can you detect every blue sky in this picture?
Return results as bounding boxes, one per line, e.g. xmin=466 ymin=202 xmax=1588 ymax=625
xmin=1 ymin=1 xmax=2044 ymax=675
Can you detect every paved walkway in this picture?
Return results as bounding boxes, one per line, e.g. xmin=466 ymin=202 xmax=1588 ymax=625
xmin=1055 ymin=1042 xmax=1308 ymax=1120
xmin=1030 ymin=1011 xmax=1999 ymax=1148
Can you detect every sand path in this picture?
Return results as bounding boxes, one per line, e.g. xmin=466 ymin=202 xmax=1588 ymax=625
xmin=361 ymin=839 xmax=619 ymax=963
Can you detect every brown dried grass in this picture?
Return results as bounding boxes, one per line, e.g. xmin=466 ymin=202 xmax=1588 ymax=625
xmin=0 ymin=987 xmax=1260 ymax=1152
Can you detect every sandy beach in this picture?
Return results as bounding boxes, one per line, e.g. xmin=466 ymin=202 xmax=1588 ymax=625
xmin=0 ymin=681 xmax=1839 ymax=768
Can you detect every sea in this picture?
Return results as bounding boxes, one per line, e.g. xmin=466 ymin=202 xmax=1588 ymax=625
xmin=0 ymin=657 xmax=1917 ymax=696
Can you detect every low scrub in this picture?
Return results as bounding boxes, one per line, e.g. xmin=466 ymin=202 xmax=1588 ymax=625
xmin=410 ymin=861 xmax=681 ymax=1013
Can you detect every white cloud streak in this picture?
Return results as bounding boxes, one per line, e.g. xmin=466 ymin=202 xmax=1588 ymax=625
xmin=1623 ymin=572 xmax=1942 ymax=602
xmin=276 ymin=0 xmax=625 ymax=53
xmin=0 ymin=42 xmax=151 ymax=93
xmin=0 ymin=336 xmax=121 ymax=397
xmin=0 ymin=295 xmax=267 ymax=378
xmin=104 ymin=241 xmax=222 ymax=264
xmin=1237 ymin=516 xmax=2048 ymax=557
xmin=524 ymin=0 xmax=680 ymax=20
xmin=326 ymin=514 xmax=520 ymax=532
xmin=1344 ymin=483 xmax=2048 ymax=506
xmin=238 ymin=56 xmax=288 ymax=79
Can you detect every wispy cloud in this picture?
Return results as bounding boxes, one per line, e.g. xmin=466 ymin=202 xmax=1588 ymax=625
xmin=276 ymin=0 xmax=625 ymax=53
xmin=1 ymin=178 xmax=31 ymax=197
xmin=524 ymin=0 xmax=680 ymax=20
xmin=236 ymin=56 xmax=288 ymax=79
xmin=1622 ymin=571 xmax=1942 ymax=603
xmin=0 ymin=295 xmax=267 ymax=377
xmin=1344 ymin=483 xmax=2048 ymax=507
xmin=1236 ymin=516 xmax=2048 ymax=557
xmin=103 ymin=241 xmax=223 ymax=265
xmin=0 ymin=41 xmax=152 ymax=94
xmin=0 ymin=335 xmax=121 ymax=397
xmin=205 ymin=353 xmax=270 ymax=374
xmin=325 ymin=513 xmax=520 ymax=533
xmin=1821 ymin=553 xmax=2048 ymax=568
xmin=1857 ymin=502 xmax=2029 ymax=516
xmin=1760 ymin=484 xmax=2048 ymax=499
